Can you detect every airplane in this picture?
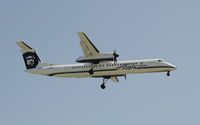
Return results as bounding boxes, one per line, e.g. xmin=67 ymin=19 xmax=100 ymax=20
xmin=16 ymin=32 xmax=177 ymax=89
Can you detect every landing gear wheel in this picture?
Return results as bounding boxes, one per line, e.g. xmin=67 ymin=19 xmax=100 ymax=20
xmin=167 ymin=71 xmax=170 ymax=76
xmin=100 ymin=84 xmax=106 ymax=89
xmin=89 ymin=69 xmax=94 ymax=75
xmin=100 ymin=78 xmax=108 ymax=89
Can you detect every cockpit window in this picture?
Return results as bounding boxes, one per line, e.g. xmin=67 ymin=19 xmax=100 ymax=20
xmin=158 ymin=59 xmax=163 ymax=62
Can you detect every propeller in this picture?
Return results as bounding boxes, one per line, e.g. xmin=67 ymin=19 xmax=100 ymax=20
xmin=113 ymin=49 xmax=119 ymax=64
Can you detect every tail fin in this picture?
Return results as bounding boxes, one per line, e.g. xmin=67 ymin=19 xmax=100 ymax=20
xmin=16 ymin=41 xmax=41 ymax=69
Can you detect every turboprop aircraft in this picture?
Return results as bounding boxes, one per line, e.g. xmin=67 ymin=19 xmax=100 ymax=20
xmin=16 ymin=32 xmax=177 ymax=89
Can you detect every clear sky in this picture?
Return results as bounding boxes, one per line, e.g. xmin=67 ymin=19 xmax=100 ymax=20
xmin=1 ymin=0 xmax=200 ymax=125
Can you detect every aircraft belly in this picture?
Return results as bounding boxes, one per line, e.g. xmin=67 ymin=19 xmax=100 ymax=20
xmin=92 ymin=69 xmax=126 ymax=77
xmin=128 ymin=68 xmax=170 ymax=74
xmin=51 ymin=72 xmax=90 ymax=78
xmin=92 ymin=67 xmax=170 ymax=76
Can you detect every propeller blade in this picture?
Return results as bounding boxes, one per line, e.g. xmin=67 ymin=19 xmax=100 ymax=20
xmin=113 ymin=49 xmax=119 ymax=64
xmin=114 ymin=57 xmax=117 ymax=63
xmin=113 ymin=49 xmax=119 ymax=57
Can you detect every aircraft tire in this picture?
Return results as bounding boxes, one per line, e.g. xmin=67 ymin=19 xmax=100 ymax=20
xmin=100 ymin=84 xmax=106 ymax=89
xmin=167 ymin=71 xmax=170 ymax=76
xmin=89 ymin=70 xmax=94 ymax=75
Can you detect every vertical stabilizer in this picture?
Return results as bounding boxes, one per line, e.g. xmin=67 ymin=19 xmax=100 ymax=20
xmin=16 ymin=41 xmax=41 ymax=69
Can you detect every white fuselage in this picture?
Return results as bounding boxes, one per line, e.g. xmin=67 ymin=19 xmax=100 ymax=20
xmin=26 ymin=59 xmax=176 ymax=78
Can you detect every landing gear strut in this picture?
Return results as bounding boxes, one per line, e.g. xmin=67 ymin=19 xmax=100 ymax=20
xmin=167 ymin=71 xmax=170 ymax=76
xmin=100 ymin=78 xmax=108 ymax=89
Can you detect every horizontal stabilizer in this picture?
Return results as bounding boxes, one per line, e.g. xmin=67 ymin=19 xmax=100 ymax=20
xmin=16 ymin=41 xmax=34 ymax=52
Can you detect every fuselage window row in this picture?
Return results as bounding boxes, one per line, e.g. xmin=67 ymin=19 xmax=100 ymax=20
xmin=70 ymin=62 xmax=147 ymax=70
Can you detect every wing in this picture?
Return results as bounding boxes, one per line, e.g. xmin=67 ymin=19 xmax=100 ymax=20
xmin=110 ymin=76 xmax=119 ymax=82
xmin=78 ymin=32 xmax=100 ymax=57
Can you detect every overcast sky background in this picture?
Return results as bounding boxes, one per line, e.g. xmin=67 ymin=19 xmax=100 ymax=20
xmin=1 ymin=0 xmax=200 ymax=125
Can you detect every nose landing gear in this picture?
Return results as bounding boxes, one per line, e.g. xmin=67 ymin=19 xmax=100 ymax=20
xmin=167 ymin=71 xmax=170 ymax=76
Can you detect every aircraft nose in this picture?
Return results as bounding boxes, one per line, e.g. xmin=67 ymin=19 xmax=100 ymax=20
xmin=172 ymin=65 xmax=177 ymax=70
xmin=169 ymin=63 xmax=177 ymax=70
xmin=165 ymin=62 xmax=177 ymax=70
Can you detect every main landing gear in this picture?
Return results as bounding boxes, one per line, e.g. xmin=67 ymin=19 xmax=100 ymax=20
xmin=167 ymin=71 xmax=170 ymax=76
xmin=89 ymin=69 xmax=94 ymax=75
xmin=89 ymin=64 xmax=94 ymax=75
xmin=100 ymin=78 xmax=109 ymax=89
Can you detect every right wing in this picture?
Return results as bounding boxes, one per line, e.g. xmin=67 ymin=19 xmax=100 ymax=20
xmin=110 ymin=76 xmax=119 ymax=82
xmin=78 ymin=32 xmax=100 ymax=57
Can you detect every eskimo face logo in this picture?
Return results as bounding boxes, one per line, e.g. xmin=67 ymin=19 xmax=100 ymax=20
xmin=23 ymin=52 xmax=39 ymax=69
xmin=26 ymin=55 xmax=35 ymax=66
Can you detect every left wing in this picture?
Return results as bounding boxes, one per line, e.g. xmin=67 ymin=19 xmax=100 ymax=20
xmin=78 ymin=32 xmax=100 ymax=57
